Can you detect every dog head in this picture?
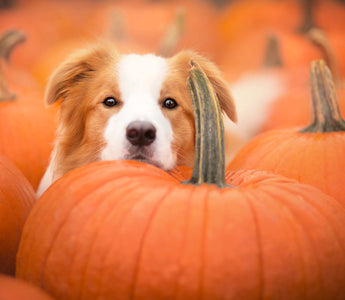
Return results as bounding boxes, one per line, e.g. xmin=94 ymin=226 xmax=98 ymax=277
xmin=45 ymin=43 xmax=236 ymax=180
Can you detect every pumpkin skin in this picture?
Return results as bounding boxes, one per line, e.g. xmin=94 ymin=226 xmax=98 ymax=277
xmin=15 ymin=159 xmax=345 ymax=300
xmin=228 ymin=60 xmax=345 ymax=205
xmin=0 ymin=154 xmax=36 ymax=275
xmin=0 ymin=30 xmax=57 ymax=189
xmin=16 ymin=62 xmax=345 ymax=300
xmin=228 ymin=127 xmax=345 ymax=204
xmin=0 ymin=274 xmax=54 ymax=300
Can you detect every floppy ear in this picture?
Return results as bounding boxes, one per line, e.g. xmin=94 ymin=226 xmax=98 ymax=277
xmin=44 ymin=44 xmax=117 ymax=105
xmin=172 ymin=50 xmax=237 ymax=123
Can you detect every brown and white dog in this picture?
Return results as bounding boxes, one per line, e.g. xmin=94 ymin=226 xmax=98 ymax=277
xmin=37 ymin=43 xmax=237 ymax=196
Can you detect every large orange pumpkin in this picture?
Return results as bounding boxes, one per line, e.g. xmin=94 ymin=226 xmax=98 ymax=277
xmin=228 ymin=59 xmax=345 ymax=205
xmin=0 ymin=30 xmax=56 ymax=189
xmin=0 ymin=275 xmax=54 ymax=300
xmin=0 ymin=154 xmax=36 ymax=275
xmin=16 ymin=61 xmax=345 ymax=300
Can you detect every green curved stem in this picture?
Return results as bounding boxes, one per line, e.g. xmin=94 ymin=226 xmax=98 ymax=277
xmin=185 ymin=60 xmax=231 ymax=188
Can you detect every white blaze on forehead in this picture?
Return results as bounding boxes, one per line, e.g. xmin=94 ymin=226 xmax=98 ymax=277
xmin=118 ymin=54 xmax=168 ymax=100
xmin=101 ymin=53 xmax=176 ymax=170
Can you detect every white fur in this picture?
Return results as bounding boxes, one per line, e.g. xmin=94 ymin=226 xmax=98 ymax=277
xmin=229 ymin=71 xmax=285 ymax=141
xmin=100 ymin=54 xmax=175 ymax=169
xmin=37 ymin=150 xmax=57 ymax=197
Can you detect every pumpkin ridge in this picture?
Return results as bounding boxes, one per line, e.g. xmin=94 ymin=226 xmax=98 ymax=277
xmin=0 ymin=188 xmax=21 ymax=236
xmin=0 ymin=158 xmax=34 ymax=219
xmin=264 ymin=183 xmax=345 ymax=296
xmin=69 ymin=177 xmax=154 ymax=299
xmin=170 ymin=186 xmax=196 ymax=299
xmin=37 ymin=170 xmax=137 ymax=290
xmin=289 ymin=182 xmax=345 ymax=255
xmin=322 ymin=135 xmax=345 ymax=201
xmin=259 ymin=186 xmax=310 ymax=298
xmin=241 ymin=189 xmax=264 ymax=299
xmin=262 ymin=184 xmax=323 ymax=297
xmin=273 ymin=134 xmax=311 ymax=179
xmin=198 ymin=186 xmax=212 ymax=299
xmin=79 ymin=178 xmax=146 ymax=298
xmin=85 ymin=178 xmax=174 ymax=299
xmin=262 ymin=133 xmax=302 ymax=173
xmin=127 ymin=184 xmax=176 ymax=300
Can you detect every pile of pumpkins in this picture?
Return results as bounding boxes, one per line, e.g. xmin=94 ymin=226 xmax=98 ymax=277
xmin=1 ymin=0 xmax=345 ymax=299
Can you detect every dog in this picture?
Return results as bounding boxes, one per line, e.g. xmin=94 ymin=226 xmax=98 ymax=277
xmin=37 ymin=43 xmax=237 ymax=196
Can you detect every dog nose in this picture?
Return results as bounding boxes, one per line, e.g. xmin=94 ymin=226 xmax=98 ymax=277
xmin=126 ymin=121 xmax=156 ymax=146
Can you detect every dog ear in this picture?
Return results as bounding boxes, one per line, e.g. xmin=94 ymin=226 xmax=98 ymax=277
xmin=44 ymin=44 xmax=116 ymax=105
xmin=171 ymin=50 xmax=237 ymax=123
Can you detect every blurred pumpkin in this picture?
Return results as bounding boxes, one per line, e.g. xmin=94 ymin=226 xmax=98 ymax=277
xmin=16 ymin=61 xmax=345 ymax=300
xmin=229 ymin=60 xmax=345 ymax=205
xmin=218 ymin=0 xmax=345 ymax=81
xmin=0 ymin=0 xmax=102 ymax=70
xmin=87 ymin=0 xmax=220 ymax=57
xmin=0 ymin=154 xmax=36 ymax=275
xmin=0 ymin=274 xmax=54 ymax=300
xmin=0 ymin=30 xmax=56 ymax=189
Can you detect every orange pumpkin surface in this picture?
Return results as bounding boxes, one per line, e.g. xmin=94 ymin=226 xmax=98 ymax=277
xmin=0 ymin=155 xmax=36 ymax=275
xmin=16 ymin=61 xmax=345 ymax=300
xmin=0 ymin=30 xmax=56 ymax=189
xmin=0 ymin=274 xmax=54 ymax=300
xmin=229 ymin=60 xmax=345 ymax=205
xmin=0 ymin=0 xmax=100 ymax=70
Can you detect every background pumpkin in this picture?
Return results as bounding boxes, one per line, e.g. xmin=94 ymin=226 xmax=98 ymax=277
xmin=0 ymin=274 xmax=54 ymax=300
xmin=228 ymin=59 xmax=345 ymax=205
xmin=16 ymin=61 xmax=345 ymax=300
xmin=0 ymin=30 xmax=56 ymax=189
xmin=0 ymin=154 xmax=36 ymax=275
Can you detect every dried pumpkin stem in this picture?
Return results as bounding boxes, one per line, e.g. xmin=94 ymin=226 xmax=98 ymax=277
xmin=0 ymin=30 xmax=26 ymax=102
xmin=307 ymin=28 xmax=342 ymax=86
xmin=0 ymin=0 xmax=15 ymax=9
xmin=298 ymin=0 xmax=316 ymax=33
xmin=157 ymin=8 xmax=185 ymax=57
xmin=301 ymin=60 xmax=345 ymax=133
xmin=185 ymin=60 xmax=229 ymax=188
xmin=0 ymin=30 xmax=26 ymax=61
xmin=263 ymin=34 xmax=283 ymax=68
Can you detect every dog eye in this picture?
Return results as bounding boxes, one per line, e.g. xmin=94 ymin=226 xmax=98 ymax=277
xmin=163 ymin=98 xmax=178 ymax=109
xmin=103 ymin=97 xmax=118 ymax=107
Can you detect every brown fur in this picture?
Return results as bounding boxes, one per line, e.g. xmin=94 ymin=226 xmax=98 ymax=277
xmin=44 ymin=44 xmax=236 ymax=180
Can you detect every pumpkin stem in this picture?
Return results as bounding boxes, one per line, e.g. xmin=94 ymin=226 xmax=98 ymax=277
xmin=0 ymin=0 xmax=15 ymax=9
xmin=300 ymin=60 xmax=345 ymax=133
xmin=157 ymin=8 xmax=185 ymax=57
xmin=298 ymin=0 xmax=316 ymax=33
xmin=185 ymin=60 xmax=231 ymax=188
xmin=0 ymin=30 xmax=26 ymax=102
xmin=306 ymin=28 xmax=343 ymax=87
xmin=107 ymin=9 xmax=127 ymax=41
xmin=263 ymin=34 xmax=283 ymax=68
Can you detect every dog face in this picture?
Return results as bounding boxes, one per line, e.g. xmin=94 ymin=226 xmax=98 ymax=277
xmin=39 ymin=43 xmax=236 ymax=194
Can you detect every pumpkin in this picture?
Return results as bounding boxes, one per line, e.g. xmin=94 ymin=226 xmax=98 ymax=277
xmin=229 ymin=59 xmax=345 ymax=205
xmin=0 ymin=30 xmax=56 ymax=189
xmin=87 ymin=0 xmax=220 ymax=58
xmin=218 ymin=0 xmax=345 ymax=82
xmin=0 ymin=275 xmax=54 ymax=300
xmin=0 ymin=0 xmax=100 ymax=70
xmin=16 ymin=61 xmax=345 ymax=300
xmin=0 ymin=154 xmax=36 ymax=275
